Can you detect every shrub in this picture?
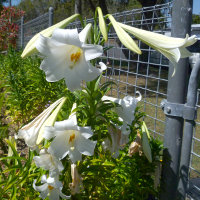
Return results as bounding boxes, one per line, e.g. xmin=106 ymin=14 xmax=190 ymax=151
xmin=0 ymin=6 xmax=24 ymax=51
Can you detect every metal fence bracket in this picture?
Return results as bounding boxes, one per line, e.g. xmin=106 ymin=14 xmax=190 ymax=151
xmin=161 ymin=99 xmax=197 ymax=120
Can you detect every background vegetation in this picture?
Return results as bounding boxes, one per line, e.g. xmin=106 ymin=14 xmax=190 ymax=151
xmin=15 ymin=0 xmax=166 ymax=22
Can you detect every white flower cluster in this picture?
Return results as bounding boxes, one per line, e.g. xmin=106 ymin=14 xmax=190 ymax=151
xmin=31 ymin=104 xmax=94 ymax=199
xmin=18 ymin=23 xmax=107 ymax=199
xmin=18 ymin=9 xmax=197 ymax=199
xmin=101 ymin=92 xmax=142 ymax=157
xmin=18 ymin=94 xmax=141 ymax=199
xmin=35 ymin=24 xmax=106 ymax=91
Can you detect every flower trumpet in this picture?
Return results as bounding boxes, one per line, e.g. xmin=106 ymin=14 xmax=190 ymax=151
xmin=118 ymin=22 xmax=197 ymax=75
xmin=17 ymin=97 xmax=66 ymax=150
xmin=35 ymin=24 xmax=107 ymax=91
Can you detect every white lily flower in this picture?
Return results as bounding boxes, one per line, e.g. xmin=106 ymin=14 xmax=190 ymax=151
xmin=34 ymin=149 xmax=64 ymax=177
xmin=35 ymin=24 xmax=107 ymax=91
xmin=44 ymin=111 xmax=97 ymax=163
xmin=102 ymin=126 xmax=129 ymax=158
xmin=118 ymin=23 xmax=197 ymax=75
xmin=17 ymin=97 xmax=66 ymax=150
xmin=33 ymin=175 xmax=70 ymax=200
xmin=21 ymin=14 xmax=79 ymax=58
xmin=102 ymin=91 xmax=142 ymax=135
xmin=69 ymin=164 xmax=83 ymax=195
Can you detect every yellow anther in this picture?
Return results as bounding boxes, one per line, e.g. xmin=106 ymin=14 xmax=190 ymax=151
xmin=48 ymin=185 xmax=54 ymax=190
xmin=70 ymin=51 xmax=81 ymax=63
xmin=69 ymin=133 xmax=76 ymax=143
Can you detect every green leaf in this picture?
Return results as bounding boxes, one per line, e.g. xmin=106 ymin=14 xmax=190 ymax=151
xmin=5 ymin=138 xmax=22 ymax=168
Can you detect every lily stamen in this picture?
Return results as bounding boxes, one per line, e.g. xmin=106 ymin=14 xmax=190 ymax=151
xmin=48 ymin=185 xmax=54 ymax=191
xmin=69 ymin=133 xmax=76 ymax=143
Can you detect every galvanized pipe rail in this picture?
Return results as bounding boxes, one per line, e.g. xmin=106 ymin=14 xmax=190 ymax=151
xmin=178 ymin=59 xmax=200 ymax=199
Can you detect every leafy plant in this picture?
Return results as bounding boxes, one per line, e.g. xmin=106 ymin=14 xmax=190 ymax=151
xmin=0 ymin=137 xmax=43 ymax=199
xmin=0 ymin=48 xmax=72 ymax=129
xmin=0 ymin=6 xmax=24 ymax=50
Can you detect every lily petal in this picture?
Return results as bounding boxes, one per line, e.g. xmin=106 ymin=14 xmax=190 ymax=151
xmin=64 ymin=72 xmax=82 ymax=91
xmin=73 ymin=61 xmax=106 ymax=84
xmin=33 ymin=150 xmax=64 ymax=174
xmin=76 ymin=134 xmax=97 ymax=156
xmin=97 ymin=7 xmax=108 ymax=42
xmin=118 ymin=22 xmax=197 ymax=68
xmin=68 ymin=148 xmax=82 ymax=163
xmin=108 ymin=14 xmax=141 ymax=54
xmin=52 ymin=28 xmax=81 ymax=47
xmin=79 ymin=23 xmax=92 ymax=43
xmin=35 ymin=34 xmax=67 ymax=57
xmin=43 ymin=126 xmax=56 ymax=140
xmin=18 ymin=97 xmax=65 ymax=149
xmin=41 ymin=175 xmax=48 ymax=183
xmin=49 ymin=190 xmax=60 ymax=200
xmin=21 ymin=14 xmax=79 ymax=58
xmin=33 ymin=180 xmax=49 ymax=199
xmin=48 ymin=132 xmax=70 ymax=160
xmin=78 ymin=126 xmax=93 ymax=139
xmin=83 ymin=43 xmax=103 ymax=61
xmin=102 ymin=92 xmax=142 ymax=135
xmin=36 ymin=97 xmax=66 ymax=144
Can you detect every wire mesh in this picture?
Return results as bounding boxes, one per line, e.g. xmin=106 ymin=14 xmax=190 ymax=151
xmin=16 ymin=2 xmax=200 ymax=199
xmin=99 ymin=3 xmax=172 ymax=141
xmin=23 ymin=12 xmax=49 ymax=47
xmin=15 ymin=19 xmax=22 ymax=49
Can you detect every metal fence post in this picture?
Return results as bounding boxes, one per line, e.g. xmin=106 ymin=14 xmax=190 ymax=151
xmin=49 ymin=7 xmax=54 ymax=27
xmin=20 ymin=16 xmax=24 ymax=49
xmin=160 ymin=0 xmax=193 ymax=200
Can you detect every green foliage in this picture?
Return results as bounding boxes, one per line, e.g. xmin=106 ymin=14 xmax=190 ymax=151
xmin=192 ymin=14 xmax=200 ymax=24
xmin=0 ymin=48 xmax=71 ymax=129
xmin=0 ymin=137 xmax=43 ymax=199
xmin=65 ymin=78 xmax=163 ymax=200
xmin=0 ymin=52 xmax=74 ymax=200
xmin=0 ymin=49 xmax=73 ymax=199
xmin=73 ymin=106 xmax=163 ymax=200
xmin=17 ymin=0 xmax=142 ymax=23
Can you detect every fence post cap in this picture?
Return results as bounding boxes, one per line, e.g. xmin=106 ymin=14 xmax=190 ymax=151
xmin=49 ymin=7 xmax=54 ymax=12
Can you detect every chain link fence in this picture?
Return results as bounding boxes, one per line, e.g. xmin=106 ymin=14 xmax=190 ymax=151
xmin=16 ymin=2 xmax=200 ymax=199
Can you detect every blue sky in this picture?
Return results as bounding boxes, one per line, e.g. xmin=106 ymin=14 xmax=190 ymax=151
xmin=3 ymin=0 xmax=200 ymax=14
xmin=193 ymin=0 xmax=200 ymax=14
